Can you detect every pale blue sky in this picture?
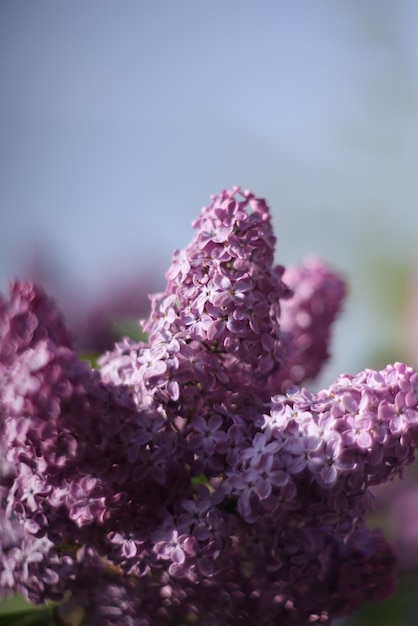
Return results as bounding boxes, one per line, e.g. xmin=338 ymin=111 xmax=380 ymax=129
xmin=1 ymin=0 xmax=418 ymax=381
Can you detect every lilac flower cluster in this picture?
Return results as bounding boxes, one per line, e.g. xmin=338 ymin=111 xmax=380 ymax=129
xmin=276 ymin=256 xmax=346 ymax=391
xmin=0 ymin=187 xmax=416 ymax=625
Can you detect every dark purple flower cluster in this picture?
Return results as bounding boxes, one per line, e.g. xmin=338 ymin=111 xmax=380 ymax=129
xmin=275 ymin=256 xmax=347 ymax=391
xmin=0 ymin=188 xmax=416 ymax=625
xmin=101 ymin=188 xmax=291 ymax=412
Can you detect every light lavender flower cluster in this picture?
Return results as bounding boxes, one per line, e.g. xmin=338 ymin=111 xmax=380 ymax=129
xmin=0 ymin=188 xmax=416 ymax=625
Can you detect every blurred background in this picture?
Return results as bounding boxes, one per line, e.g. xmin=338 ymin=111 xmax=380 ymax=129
xmin=1 ymin=1 xmax=418 ymax=623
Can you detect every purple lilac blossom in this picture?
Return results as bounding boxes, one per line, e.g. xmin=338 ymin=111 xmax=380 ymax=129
xmin=0 ymin=284 xmax=188 ymax=566
xmin=0 ymin=188 xmax=416 ymax=624
xmin=100 ymin=188 xmax=291 ymax=413
xmin=273 ymin=256 xmax=346 ymax=391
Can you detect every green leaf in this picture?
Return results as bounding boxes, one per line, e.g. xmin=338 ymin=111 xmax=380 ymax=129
xmin=191 ymin=474 xmax=208 ymax=487
xmin=0 ymin=595 xmax=31 ymax=615
xmin=0 ymin=606 xmax=54 ymax=625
